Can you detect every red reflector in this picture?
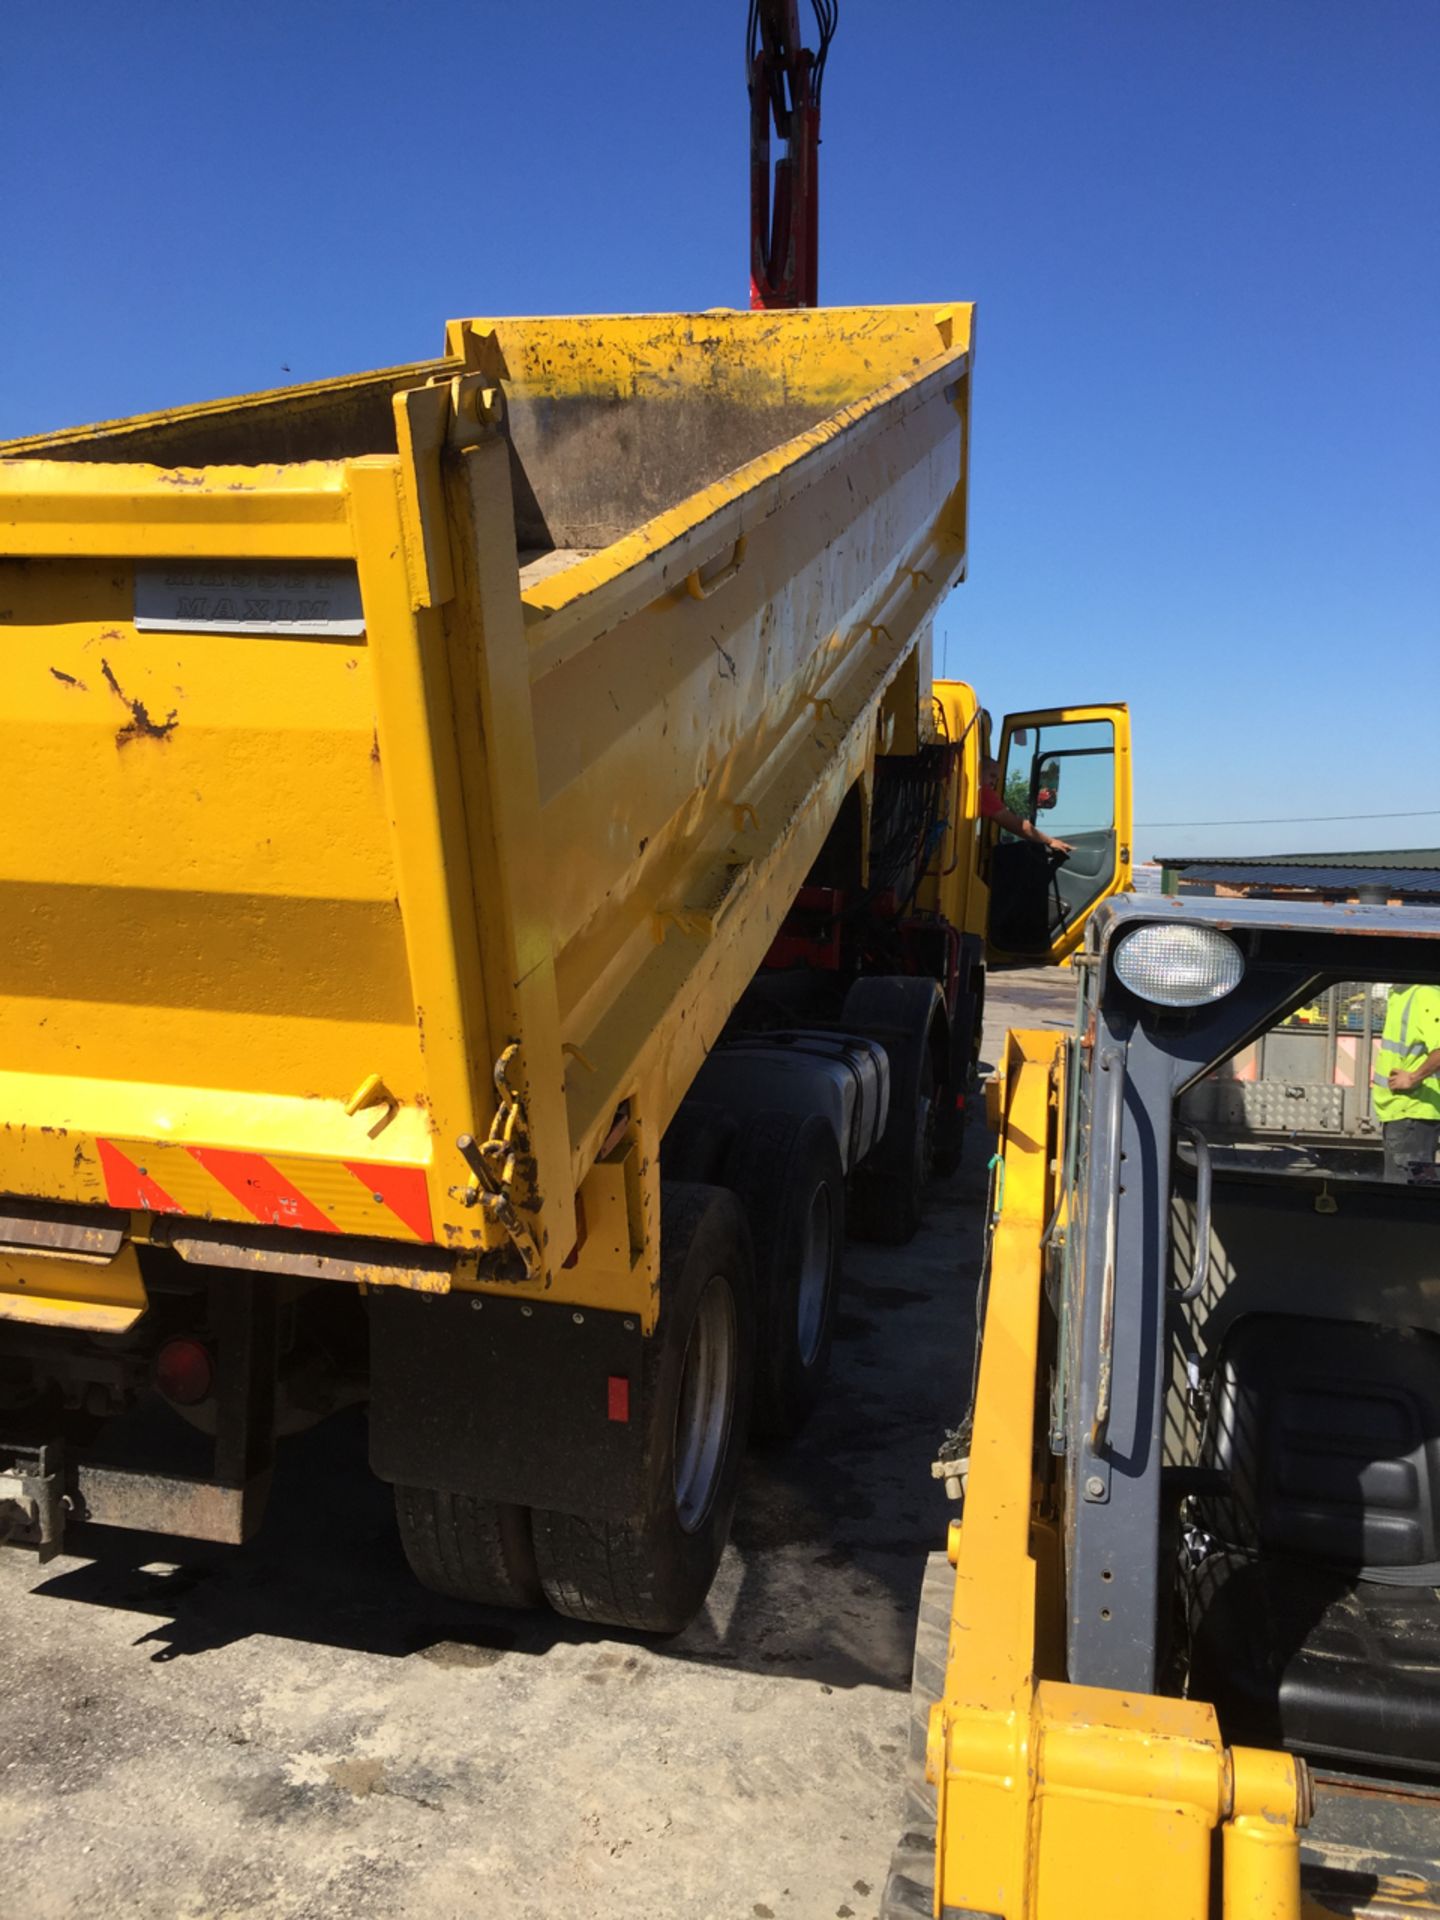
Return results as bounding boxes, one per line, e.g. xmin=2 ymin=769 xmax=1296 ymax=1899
xmin=155 ymin=1337 xmax=214 ymax=1407
xmin=953 ymin=1090 xmax=967 ymax=1112
xmin=607 ymin=1375 xmax=630 ymax=1423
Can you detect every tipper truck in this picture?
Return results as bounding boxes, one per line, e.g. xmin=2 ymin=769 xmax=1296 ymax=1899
xmin=0 ymin=303 xmax=1129 ymax=1631
xmin=885 ymin=898 xmax=1440 ymax=1917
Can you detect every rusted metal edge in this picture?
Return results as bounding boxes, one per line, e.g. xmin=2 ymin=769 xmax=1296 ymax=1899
xmin=72 ymin=1465 xmax=269 ymax=1545
xmin=0 ymin=1198 xmax=126 ymax=1262
xmin=153 ymin=1217 xmax=456 ymax=1291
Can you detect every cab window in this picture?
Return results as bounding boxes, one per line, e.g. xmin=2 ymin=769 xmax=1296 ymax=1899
xmin=990 ymin=717 xmax=1118 ymax=955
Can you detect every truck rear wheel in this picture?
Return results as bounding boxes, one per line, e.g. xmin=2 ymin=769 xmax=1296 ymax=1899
xmin=879 ymin=1548 xmax=949 ymax=1917
xmin=842 ymin=975 xmax=944 ymax=1245
xmin=849 ymin=1044 xmax=936 ymax=1245
xmin=726 ymin=1110 xmax=844 ymax=1441
xmin=530 ymin=1184 xmax=755 ymax=1634
xmin=394 ymin=1484 xmax=542 ymax=1609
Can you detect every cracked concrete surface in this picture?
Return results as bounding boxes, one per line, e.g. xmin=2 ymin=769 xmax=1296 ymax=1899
xmin=0 ymin=971 xmax=1070 ymax=1920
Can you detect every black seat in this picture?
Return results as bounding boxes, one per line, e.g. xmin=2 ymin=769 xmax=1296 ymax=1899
xmin=1187 ymin=1315 xmax=1440 ymax=1772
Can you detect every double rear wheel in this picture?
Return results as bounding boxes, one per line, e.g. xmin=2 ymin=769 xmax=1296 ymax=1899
xmin=394 ymin=1112 xmax=850 ymax=1630
xmin=841 ymin=975 xmax=951 ymax=1245
xmin=394 ymin=1183 xmax=755 ymax=1635
xmin=849 ymin=1035 xmax=939 ymax=1245
xmin=725 ymin=1109 xmax=845 ymax=1441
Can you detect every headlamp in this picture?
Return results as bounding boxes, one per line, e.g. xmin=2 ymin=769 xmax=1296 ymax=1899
xmin=1112 ymin=922 xmax=1244 ymax=1008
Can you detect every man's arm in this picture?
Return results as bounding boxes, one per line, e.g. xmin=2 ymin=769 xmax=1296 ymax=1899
xmin=990 ymin=803 xmax=1074 ymax=857
xmin=1389 ymin=1046 xmax=1440 ymax=1094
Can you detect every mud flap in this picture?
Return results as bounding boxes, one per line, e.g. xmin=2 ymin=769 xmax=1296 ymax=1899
xmin=367 ymin=1290 xmax=647 ymax=1521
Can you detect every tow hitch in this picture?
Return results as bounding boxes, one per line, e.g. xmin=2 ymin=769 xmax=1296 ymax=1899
xmin=0 ymin=1440 xmax=66 ymax=1563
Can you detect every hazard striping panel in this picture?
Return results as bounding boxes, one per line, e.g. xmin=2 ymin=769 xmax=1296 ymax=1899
xmin=95 ymin=1139 xmax=435 ymax=1243
xmin=95 ymin=1140 xmax=185 ymax=1215
xmin=342 ymin=1161 xmax=434 ymax=1242
xmin=188 ymin=1147 xmax=339 ymax=1235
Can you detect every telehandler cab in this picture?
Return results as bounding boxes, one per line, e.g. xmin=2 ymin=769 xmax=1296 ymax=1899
xmin=887 ymin=894 xmax=1440 ymax=1919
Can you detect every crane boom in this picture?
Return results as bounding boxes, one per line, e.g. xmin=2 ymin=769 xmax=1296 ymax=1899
xmin=747 ymin=0 xmax=836 ymax=308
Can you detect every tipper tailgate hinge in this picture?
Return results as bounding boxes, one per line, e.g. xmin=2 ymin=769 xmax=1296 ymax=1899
xmin=392 ymin=360 xmax=509 ymax=612
xmin=455 ymin=1045 xmax=543 ymax=1281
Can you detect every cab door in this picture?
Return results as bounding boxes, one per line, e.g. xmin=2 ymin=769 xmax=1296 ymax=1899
xmin=987 ymin=703 xmax=1132 ymax=964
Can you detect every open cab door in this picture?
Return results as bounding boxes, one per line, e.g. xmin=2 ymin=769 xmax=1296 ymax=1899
xmin=987 ymin=703 xmax=1132 ymax=964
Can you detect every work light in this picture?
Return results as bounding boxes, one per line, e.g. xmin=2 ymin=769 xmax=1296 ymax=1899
xmin=1112 ymin=922 xmax=1244 ymax=1008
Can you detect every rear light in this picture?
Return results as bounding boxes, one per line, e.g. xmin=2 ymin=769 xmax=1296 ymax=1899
xmin=155 ymin=1337 xmax=214 ymax=1406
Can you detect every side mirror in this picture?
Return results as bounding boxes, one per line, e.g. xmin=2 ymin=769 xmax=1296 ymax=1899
xmin=1035 ymin=756 xmax=1061 ymax=812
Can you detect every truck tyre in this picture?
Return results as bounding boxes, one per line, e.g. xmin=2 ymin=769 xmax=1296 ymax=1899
xmin=393 ymin=1484 xmax=542 ymax=1609
xmin=662 ymin=1100 xmax=739 ymax=1185
xmin=849 ymin=1041 xmax=936 ymax=1245
xmin=879 ymin=1549 xmax=950 ymax=1918
xmin=530 ymin=1183 xmax=755 ymax=1634
xmin=842 ymin=976 xmax=944 ymax=1245
xmin=726 ymin=1110 xmax=844 ymax=1442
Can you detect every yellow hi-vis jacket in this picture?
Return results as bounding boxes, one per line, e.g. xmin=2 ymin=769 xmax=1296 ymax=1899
xmin=1371 ymin=984 xmax=1440 ymax=1123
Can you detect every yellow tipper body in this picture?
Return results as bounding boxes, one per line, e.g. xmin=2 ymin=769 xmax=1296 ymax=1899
xmin=0 ymin=304 xmax=973 ymax=1325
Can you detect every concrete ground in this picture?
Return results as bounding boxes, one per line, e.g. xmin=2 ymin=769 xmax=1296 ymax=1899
xmin=0 ymin=971 xmax=1071 ymax=1920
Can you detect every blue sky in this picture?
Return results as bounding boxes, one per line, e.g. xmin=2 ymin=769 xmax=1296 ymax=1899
xmin=4 ymin=2 xmax=1437 ymax=860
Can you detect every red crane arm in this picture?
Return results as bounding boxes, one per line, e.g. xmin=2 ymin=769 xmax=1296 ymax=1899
xmin=747 ymin=0 xmax=836 ymax=310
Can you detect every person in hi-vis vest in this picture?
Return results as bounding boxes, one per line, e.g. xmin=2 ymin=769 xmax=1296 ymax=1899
xmin=1372 ymin=983 xmax=1440 ymax=1182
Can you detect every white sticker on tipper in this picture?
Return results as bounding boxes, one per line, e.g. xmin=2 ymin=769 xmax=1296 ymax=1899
xmin=134 ymin=566 xmax=365 ymax=636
